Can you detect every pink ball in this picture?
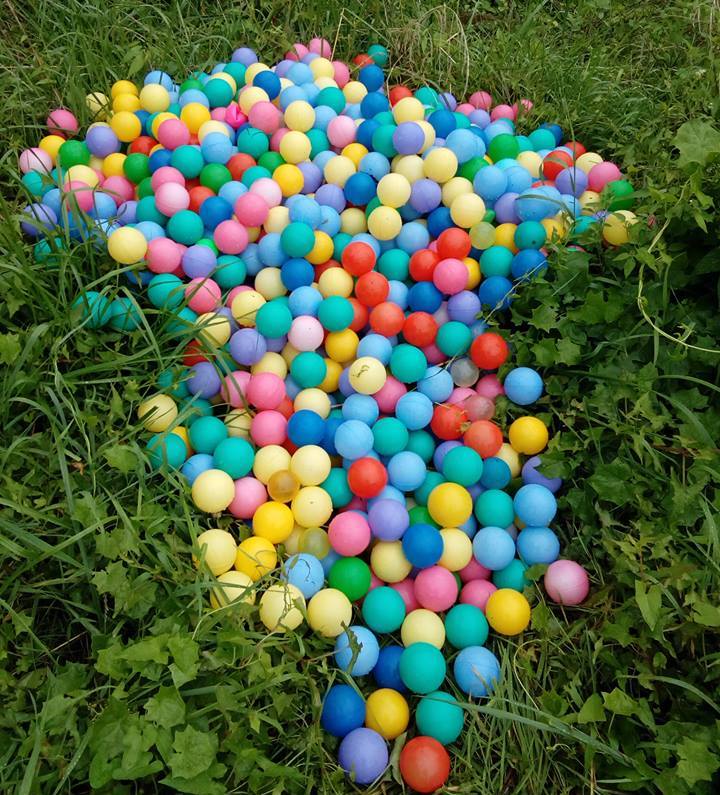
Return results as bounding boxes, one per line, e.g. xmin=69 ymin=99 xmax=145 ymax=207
xmin=518 ymin=98 xmax=534 ymax=113
xmin=460 ymin=579 xmax=497 ymax=612
xmin=214 ymin=220 xmax=248 ymax=254
xmin=146 ymin=237 xmax=182 ymax=273
xmin=327 ymin=116 xmax=356 ymax=148
xmin=220 ymin=370 xmax=251 ymax=407
xmin=368 ymin=572 xmax=385 ymax=592
xmin=157 ymin=118 xmax=191 ymax=149
xmin=459 ymin=559 xmax=492 ymax=583
xmin=328 ymin=511 xmax=371 ymax=556
xmin=464 ymin=394 xmax=495 ymax=421
xmin=246 ymin=372 xmax=285 ymax=409
xmin=269 ymin=127 xmax=289 ymax=152
xmin=413 ymin=566 xmax=458 ymax=612
xmin=422 ymin=343 xmax=445 ymax=365
xmin=308 ymin=37 xmax=332 ymax=57
xmin=224 ymin=104 xmax=246 ymax=129
xmin=332 ymin=60 xmax=350 ymax=88
xmin=151 ymin=166 xmax=185 ymax=190
xmin=226 ymin=285 xmax=251 ymax=307
xmin=248 ymin=101 xmax=282 ymax=134
xmin=374 ymin=375 xmax=407 ymax=413
xmin=544 ymin=560 xmax=589 ymax=606
xmin=456 ymin=102 xmax=475 ymax=116
xmin=210 ymin=107 xmax=227 ymax=122
xmin=63 ymin=180 xmax=94 ymax=212
xmin=186 ymin=277 xmax=221 ymax=313
xmin=469 ymin=91 xmax=492 ymax=110
xmin=490 ymin=103 xmax=516 ymax=121
xmin=433 ymin=258 xmax=468 ymax=295
xmin=587 ymin=161 xmax=622 ymax=193
xmin=288 ymin=315 xmax=324 ymax=351
xmin=155 ymin=182 xmax=190 ymax=216
xmin=103 ymin=176 xmax=134 ymax=205
xmin=250 ymin=177 xmax=283 ymax=208
xmin=228 ymin=476 xmax=267 ymax=518
xmin=476 ymin=374 xmax=504 ymax=399
xmin=250 ymin=410 xmax=288 ymax=446
xmin=390 ymin=579 xmax=419 ymax=613
xmin=287 ymin=43 xmax=309 ymax=61
xmin=47 ymin=108 xmax=78 ymax=136
xmin=235 ymin=193 xmax=269 ymax=227
xmin=448 ymin=387 xmax=475 ymax=405
xmin=19 ymin=147 xmax=53 ymax=174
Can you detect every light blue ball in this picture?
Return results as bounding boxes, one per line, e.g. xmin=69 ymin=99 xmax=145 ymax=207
xmin=180 ymin=453 xmax=214 ymax=485
xmin=395 ymin=392 xmax=433 ymax=430
xmin=417 ymin=366 xmax=454 ymax=402
xmin=472 ymin=526 xmax=516 ymax=570
xmin=473 ymin=165 xmax=508 ymax=202
xmin=513 ymin=484 xmax=557 ymax=527
xmin=445 ymin=129 xmax=479 ymax=163
xmin=516 ymin=526 xmax=560 ymax=565
xmin=453 ymin=646 xmax=500 ymax=697
xmin=288 ymin=285 xmax=323 ymax=317
xmin=504 ymin=367 xmax=544 ymax=405
xmin=320 ymin=548 xmax=341 ymax=576
xmin=342 ymin=394 xmax=379 ymax=425
xmin=334 ymin=626 xmax=380 ymax=676
xmin=388 ymin=451 xmax=427 ymax=492
xmin=357 ymin=333 xmax=393 ymax=364
xmin=282 ymin=553 xmax=325 ymax=598
xmin=335 ymin=420 xmax=374 ymax=460
xmin=396 ymin=221 xmax=430 ymax=253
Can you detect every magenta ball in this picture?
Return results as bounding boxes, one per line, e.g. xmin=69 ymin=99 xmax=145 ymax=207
xmin=47 ymin=108 xmax=78 ymax=136
xmin=247 ymin=372 xmax=285 ymax=409
xmin=469 ymin=91 xmax=492 ymax=110
xmin=155 ymin=182 xmax=190 ymax=215
xmin=221 ymin=370 xmax=251 ymax=407
xmin=459 ymin=558 xmax=492 ymax=583
xmin=157 ymin=118 xmax=191 ymax=149
xmin=235 ymin=193 xmax=270 ymax=227
xmin=249 ymin=101 xmax=282 ymax=134
xmin=544 ymin=560 xmax=589 ymax=606
xmin=374 ymin=376 xmax=407 ymax=413
xmin=186 ymin=278 xmax=221 ymax=313
xmin=228 ymin=476 xmax=267 ymax=518
xmin=214 ymin=219 xmax=249 ymax=254
xmin=328 ymin=511 xmax=371 ymax=556
xmin=251 ymin=410 xmax=288 ymax=446
xmin=390 ymin=579 xmax=419 ymax=612
xmin=433 ymin=258 xmax=468 ymax=295
xmin=151 ymin=166 xmax=185 ymax=190
xmin=587 ymin=161 xmax=622 ymax=192
xmin=476 ymin=374 xmax=505 ymax=399
xmin=414 ymin=566 xmax=458 ymax=612
xmin=460 ymin=579 xmax=497 ymax=611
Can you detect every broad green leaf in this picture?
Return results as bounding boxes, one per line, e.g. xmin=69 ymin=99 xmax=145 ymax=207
xmin=635 ymin=581 xmax=662 ymax=629
xmin=577 ymin=693 xmax=606 ymax=724
xmin=169 ymin=726 xmax=217 ymax=779
xmin=676 ymin=737 xmax=720 ymax=786
xmin=691 ymin=601 xmax=720 ymax=627
xmin=674 ymin=119 xmax=720 ymax=169
xmin=145 ymin=687 xmax=186 ymax=729
xmin=602 ymin=688 xmax=636 ymax=716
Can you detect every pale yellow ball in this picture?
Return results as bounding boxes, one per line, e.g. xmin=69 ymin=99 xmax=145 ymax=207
xmin=423 ymin=147 xmax=458 ymax=183
xmin=339 ymin=207 xmax=367 ymax=235
xmin=307 ymin=588 xmax=352 ymax=637
xmin=235 ymin=536 xmax=277 ymax=581
xmin=603 ymin=210 xmax=637 ymax=246
xmin=294 ymin=388 xmax=331 ymax=417
xmin=137 ymin=394 xmax=177 ymax=432
xmin=139 ymin=84 xmax=170 ymax=113
xmin=576 ymin=152 xmax=604 ymax=173
xmin=225 ymin=409 xmax=252 ymax=438
xmin=253 ymin=444 xmax=291 ymax=483
xmin=290 ymin=445 xmax=331 ymax=486
xmin=370 ymin=541 xmax=412 ymax=583
xmin=318 ymin=267 xmax=354 ymax=298
xmin=368 ymin=206 xmax=402 ymax=240
xmin=210 ymin=570 xmax=255 ymax=608
xmin=393 ymin=96 xmax=424 ymax=123
xmin=254 ymin=267 xmax=286 ymax=300
xmin=400 ymin=608 xmax=446 ymax=649
xmin=194 ymin=528 xmax=237 ymax=575
xmin=251 ymin=351 xmax=287 ymax=378
xmin=195 ymin=313 xmax=231 ymax=346
xmin=438 ymin=528 xmax=473 ymax=571
xmin=393 ymin=154 xmax=425 ymax=183
xmin=324 ymin=155 xmax=356 ymax=187
xmin=377 ymin=173 xmax=411 ymax=208
xmin=232 ymin=289 xmax=266 ymax=326
xmin=441 ymin=176 xmax=473 ymax=207
xmin=291 ymin=486 xmax=333 ymax=527
xmin=496 ymin=443 xmax=521 ymax=478
xmin=259 ymin=583 xmax=305 ymax=632
xmin=450 ymin=193 xmax=487 ymax=228
xmin=348 ymin=356 xmax=387 ymax=394
xmin=191 ymin=469 xmax=235 ymax=513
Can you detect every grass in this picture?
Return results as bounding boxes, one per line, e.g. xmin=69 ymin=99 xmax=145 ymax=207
xmin=1 ymin=0 xmax=719 ymax=792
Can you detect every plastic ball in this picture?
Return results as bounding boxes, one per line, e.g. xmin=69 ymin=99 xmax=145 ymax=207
xmin=544 ymin=560 xmax=590 ymax=605
xmin=399 ymin=642 xmax=446 ymax=694
xmin=210 ymin=571 xmax=255 ymax=608
xmin=517 ymin=526 xmax=560 ymax=565
xmin=234 ymin=536 xmax=277 ymax=581
xmin=328 ymin=556 xmax=372 ymax=601
xmin=416 ymin=691 xmax=465 ymax=746
xmin=444 ymin=603 xmax=489 ymax=649
xmin=361 ymin=586 xmax=406 ymax=633
xmin=485 ymin=588 xmax=531 ymax=635
xmin=453 ymin=645 xmax=500 ymax=697
xmin=472 ymin=526 xmax=516 ymax=571
xmin=307 ymin=587 xmax=353 ymax=637
xmin=399 ymin=736 xmax=451 ymax=794
xmin=504 ymin=367 xmax=544 ymax=405
xmin=400 ymin=608 xmax=446 ymax=648
xmin=514 ymin=483 xmax=557 ymax=526
xmin=508 ymin=416 xmax=549 ymax=454
xmin=137 ymin=394 xmax=178 ymax=432
xmin=365 ymin=688 xmax=410 ymax=740
xmin=334 ymin=626 xmax=380 ymax=675
xmin=338 ymin=728 xmax=388 ymax=785
xmin=414 ymin=565 xmax=458 ymax=611
xmin=427 ymin=483 xmax=473 ymax=527
xmin=191 ymin=469 xmax=235 ymax=513
xmin=259 ymin=583 xmax=305 ymax=632
xmin=292 ymin=485 xmax=333 ymax=527
xmin=193 ymin=528 xmax=237 ymax=576
xmin=321 ymin=685 xmax=366 ymax=738
xmin=253 ymin=500 xmax=294 ymax=543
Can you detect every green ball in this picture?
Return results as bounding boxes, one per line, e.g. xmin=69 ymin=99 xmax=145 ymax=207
xmin=328 ymin=557 xmax=371 ymax=601
xmin=236 ymin=127 xmax=269 ymax=158
xmin=255 ymin=300 xmax=293 ymax=337
xmin=318 ymin=296 xmax=353 ymax=332
xmin=200 ymin=163 xmax=232 ymax=192
xmin=147 ymin=432 xmax=187 ymax=470
xmin=136 ymin=196 xmax=167 ymax=226
xmin=197 ymin=237 xmax=219 ymax=254
xmin=147 ymin=274 xmax=185 ymax=309
xmin=372 ymin=417 xmax=409 ymax=456
xmin=57 ymin=140 xmax=90 ymax=169
xmin=399 ymin=642 xmax=446 ymax=694
xmin=416 ymin=691 xmax=465 ymax=745
xmin=442 ymin=446 xmax=483 ymax=487
xmin=157 ymin=368 xmax=189 ymax=400
xmin=529 ymin=128 xmax=557 ymax=152
xmin=260 ymin=151 xmax=285 ymax=172
xmin=180 ymin=398 xmax=213 ymax=424
xmin=180 ymin=78 xmax=204 ymax=93
xmin=514 ymin=221 xmax=547 ymax=250
xmin=488 ymin=133 xmax=520 ymax=162
xmin=492 ymin=559 xmax=529 ymax=591
xmin=212 ymin=437 xmax=254 ymax=478
xmin=390 ymin=344 xmax=427 ymax=383
xmin=371 ymin=124 xmax=398 ymax=158
xmin=459 ymin=156 xmax=488 ymax=181
xmin=165 ymin=306 xmax=198 ymax=336
xmin=321 ymin=467 xmax=353 ymax=507
xmin=108 ymin=297 xmax=142 ymax=331
xmin=281 ymin=222 xmax=315 ymax=257
xmin=474 ymin=489 xmax=515 ymax=527
xmin=316 ymin=86 xmax=346 ymax=114
xmin=71 ymin=291 xmax=111 ymax=329
xmin=204 ymin=78 xmax=234 ymax=108
xmin=307 ymin=129 xmax=330 ymax=159
xmin=22 ymin=170 xmax=45 ymax=197
xmin=444 ymin=604 xmax=489 ymax=649
xmin=136 ymin=176 xmax=154 ymax=200
xmin=435 ymin=321 xmax=472 ymax=357
xmin=290 ymin=351 xmax=327 ymax=388
xmin=405 ymin=430 xmax=436 ymax=464
xmin=362 ymin=586 xmax=406 ymax=633
xmin=480 ymin=246 xmax=514 ymax=278
xmin=171 ymin=145 xmax=205 ymax=178
xmin=123 ymin=153 xmax=150 ymax=184
xmin=606 ymin=179 xmax=635 ymax=211
xmin=241 ymin=165 xmax=271 ymax=187
xmin=377 ymin=249 xmax=410 ymax=281
xmin=367 ymin=44 xmax=389 ymax=66
xmin=374 ymin=111 xmax=394 ymax=126
xmin=414 ymin=471 xmax=445 ymax=506
xmin=167 ymin=210 xmax=204 ymax=245
xmin=188 ymin=415 xmax=228 ymax=455
xmin=409 ymin=505 xmax=437 ymax=527
xmin=214 ymin=255 xmax=247 ymax=289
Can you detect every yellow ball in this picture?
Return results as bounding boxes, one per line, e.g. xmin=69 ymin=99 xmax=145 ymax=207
xmin=516 ymin=151 xmax=542 ymax=177
xmin=368 ymin=206 xmax=402 ymax=240
xmin=450 ymin=193 xmax=486 ymax=228
xmin=255 ymin=267 xmax=286 ymax=300
xmin=39 ymin=134 xmax=66 ymax=163
xmin=111 ymin=80 xmax=138 ymax=98
xmin=109 ymin=111 xmax=141 ymax=143
xmin=470 ymin=221 xmax=496 ymax=250
xmin=65 ymin=164 xmax=100 ymax=188
xmin=299 ymin=526 xmax=331 ymax=558
xmin=294 ymin=388 xmax=331 ymax=417
xmin=191 ymin=469 xmax=235 ymax=513
xmin=370 ymin=541 xmax=412 ymax=583
xmin=113 ymin=93 xmax=141 ymax=113
xmin=259 ymin=583 xmax=306 ymax=632
xmin=400 ymin=608 xmax=446 ymax=649
xmin=180 ymin=103 xmax=211 ymax=134
xmin=238 ymin=86 xmax=270 ymax=114
xmin=225 ymin=409 xmax=252 ymax=438
xmin=496 ymin=443 xmax=521 ymax=478
xmin=195 ymin=313 xmax=231 ymax=346
xmin=428 ymin=483 xmax=473 ymax=527
xmin=310 ymin=57 xmax=335 ymax=79
xmin=274 ymin=163 xmax=304 ymax=197
xmin=343 ymin=81 xmax=368 ymax=103
xmin=253 ymin=444 xmax=291 ymax=483
xmin=267 ymin=469 xmax=300 ymax=503
xmin=171 ymin=425 xmax=191 ymax=452
xmin=283 ymin=526 xmax=304 ymax=556
xmin=245 ymin=63 xmax=269 ymax=84
xmin=279 ymin=130 xmax=311 ymax=164
xmin=284 ymin=100 xmax=315 ymax=132
xmin=508 ymin=416 xmax=549 ymax=455
xmin=108 ymin=226 xmax=148 ymax=265
xmin=485 ymin=588 xmax=531 ymax=635
xmin=235 ymin=536 xmax=277 ymax=581
xmin=393 ymin=96 xmax=424 ymax=123
xmin=325 ymin=329 xmax=359 ymax=363
xmin=253 ymin=501 xmax=295 ymax=543
xmin=348 ymin=356 xmax=387 ymax=394
xmin=318 ymin=267 xmax=354 ymax=298
xmin=306 ymin=231 xmax=334 ymax=265
xmin=423 ymin=148 xmax=458 ymax=183
xmin=210 ymin=72 xmax=238 ymax=92
xmin=377 ymin=173 xmax=411 ymax=208
xmin=441 ymin=176 xmax=473 ymax=207
xmin=137 ymin=393 xmax=177 ymax=432
xmin=542 ymin=216 xmax=567 ymax=242
xmin=494 ymin=223 xmax=518 ymax=252
xmin=210 ymin=570 xmax=255 ymax=608
xmin=86 ymin=92 xmax=109 ymax=120
xmin=252 ymin=351 xmax=287 ymax=378
xmin=291 ymin=486 xmax=333 ymax=527
xmin=102 ymin=152 xmax=126 ymax=177
xmin=464 ymin=256 xmax=481 ymax=290
xmin=319 ymin=359 xmax=342 ymax=393
xmin=264 ymin=205 xmax=290 ymax=234
xmin=193 ymin=528 xmax=237 ymax=575
xmin=365 ymin=689 xmax=410 ymax=740
xmin=603 ymin=210 xmax=637 ymax=246
xmin=290 ymin=445 xmax=331 ymax=486
xmin=324 ymin=155 xmax=356 ymax=188
xmin=307 ymin=588 xmax=352 ymax=637
xmin=232 ymin=289 xmax=266 ymax=326
xmin=579 ymin=190 xmax=601 ymax=214
xmin=576 ymin=152 xmax=604 ymax=173
xmin=417 ymin=121 xmax=436 ymax=152
xmin=197 ymin=120 xmax=230 ymax=143
xmin=281 ymin=341 xmax=300 ymax=365
xmin=438 ymin=528 xmax=473 ymax=571
xmin=342 ymin=143 xmax=368 ymax=167
xmin=393 ymin=154 xmax=425 ymax=183
xmin=339 ymin=207 xmax=367 ymax=235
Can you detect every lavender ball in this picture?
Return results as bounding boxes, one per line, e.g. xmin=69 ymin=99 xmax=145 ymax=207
xmin=368 ymin=499 xmax=409 ymax=541
xmin=185 ymin=361 xmax=221 ymax=399
xmin=338 ymin=728 xmax=388 ymax=785
xmin=448 ymin=290 xmax=481 ymax=325
xmin=183 ymin=245 xmax=217 ymax=279
xmin=21 ymin=203 xmax=57 ymax=237
xmin=229 ymin=328 xmax=267 ymax=366
xmin=521 ymin=455 xmax=563 ymax=493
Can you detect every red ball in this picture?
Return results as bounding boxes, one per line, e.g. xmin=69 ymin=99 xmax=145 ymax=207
xmin=370 ymin=301 xmax=405 ymax=336
xmin=188 ymin=186 xmax=215 ymax=213
xmin=463 ymin=420 xmax=503 ymax=458
xmin=128 ymin=135 xmax=157 ymax=155
xmin=563 ymin=140 xmax=586 ymax=158
xmin=353 ymin=53 xmax=374 ymax=67
xmin=276 ymin=396 xmax=295 ymax=419
xmin=347 ymin=458 xmax=387 ymax=498
xmin=315 ymin=258 xmax=340 ymax=279
xmin=348 ymin=298 xmax=369 ymax=332
xmin=342 ymin=241 xmax=377 ymax=276
xmin=182 ymin=340 xmax=208 ymax=367
xmin=403 ymin=312 xmax=438 ymax=347
xmin=470 ymin=332 xmax=509 ymax=370
xmin=409 ymin=248 xmax=439 ymax=282
xmin=389 ymin=85 xmax=413 ymax=106
xmin=227 ymin=152 xmax=256 ymax=181
xmin=355 ymin=271 xmax=389 ymax=307
xmin=542 ymin=149 xmax=574 ymax=180
xmin=430 ymin=403 xmax=468 ymax=440
xmin=399 ymin=736 xmax=451 ymax=794
xmin=437 ymin=227 xmax=471 ymax=260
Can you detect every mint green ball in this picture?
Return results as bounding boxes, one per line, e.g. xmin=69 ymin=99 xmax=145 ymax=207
xmin=406 ymin=430 xmax=436 ymax=463
xmin=147 ymin=433 xmax=187 ymax=470
xmin=290 ymin=351 xmax=327 ymax=388
xmin=474 ymin=489 xmax=515 ymax=527
xmin=188 ymin=415 xmax=228 ymax=454
xmin=390 ymin=344 xmax=427 ymax=383
xmin=167 ymin=210 xmax=203 ymax=245
xmin=442 ymin=446 xmax=483 ymax=487
xmin=444 ymin=604 xmax=489 ymax=649
xmin=372 ymin=417 xmax=409 ymax=456
xmin=436 ymin=321 xmax=472 ymax=357
xmin=256 ymin=300 xmax=293 ymax=337
xmin=399 ymin=642 xmax=446 ymax=694
xmin=212 ymin=437 xmax=254 ymax=478
xmin=492 ymin=558 xmax=529 ymax=591
xmin=416 ymin=691 xmax=465 ymax=745
xmin=362 ymin=586 xmax=406 ymax=633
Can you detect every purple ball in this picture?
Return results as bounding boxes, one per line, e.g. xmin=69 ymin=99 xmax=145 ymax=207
xmin=185 ymin=361 xmax=221 ymax=398
xmin=469 ymin=109 xmax=491 ymax=128
xmin=275 ymin=59 xmax=294 ymax=78
xmin=392 ymin=122 xmax=425 ymax=155
xmin=448 ymin=290 xmax=481 ymax=325
xmin=215 ymin=305 xmax=238 ymax=334
xmin=338 ymin=728 xmax=388 ymax=785
xmin=409 ymin=178 xmax=442 ymax=214
xmin=265 ymin=334 xmax=287 ymax=353
xmin=229 ymin=328 xmax=267 ymax=365
xmin=368 ymin=499 xmax=410 ymax=540
xmin=183 ymin=245 xmax=217 ymax=279
xmin=298 ymin=161 xmax=322 ymax=194
xmin=231 ymin=46 xmax=258 ymax=65
xmin=521 ymin=455 xmax=563 ymax=493
xmin=554 ymin=167 xmax=588 ymax=198
xmin=116 ymin=200 xmax=137 ymax=225
xmin=21 ymin=203 xmax=57 ymax=237
xmin=493 ymin=192 xmax=520 ymax=224
xmin=338 ymin=367 xmax=356 ymax=398
xmin=439 ymin=91 xmax=457 ymax=110
xmin=315 ymin=183 xmax=346 ymax=213
xmin=433 ymin=440 xmax=462 ymax=471
xmin=85 ymin=125 xmax=120 ymax=157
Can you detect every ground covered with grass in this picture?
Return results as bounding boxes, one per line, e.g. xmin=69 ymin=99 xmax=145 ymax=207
xmin=1 ymin=0 xmax=719 ymax=792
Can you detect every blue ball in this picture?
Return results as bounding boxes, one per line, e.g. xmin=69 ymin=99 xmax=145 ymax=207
xmin=344 ymin=172 xmax=377 ymax=206
xmin=472 ymin=526 xmax=516 ymax=571
xmin=357 ymin=333 xmax=393 ymax=363
xmin=288 ymin=285 xmax=323 ymax=317
xmin=478 ymin=275 xmax=513 ymax=309
xmin=395 ymin=392 xmax=434 ymax=430
xmin=201 ymin=132 xmax=234 ymax=164
xmin=516 ymin=526 xmax=560 ymax=565
xmin=503 ymin=367 xmax=544 ymax=405
xmin=473 ymin=165 xmax=508 ymax=202
xmin=408 ymin=281 xmax=442 ymax=313
xmin=453 ymin=646 xmax=500 ymax=697
xmin=446 ymin=129 xmax=479 ymax=163
xmin=320 ymin=548 xmax=341 ymax=576
xmin=428 ymin=109 xmax=456 ymax=138
xmin=359 ymin=65 xmax=385 ymax=91
xmin=180 ymin=453 xmax=214 ymax=485
xmin=334 ymin=626 xmax=380 ymax=676
xmin=342 ymin=394 xmax=380 ymax=425
xmin=480 ymin=457 xmax=512 ymax=490
xmin=387 ymin=451 xmax=427 ymax=492
xmin=287 ymin=409 xmax=326 ymax=446
xmin=511 ymin=249 xmax=547 ymax=280
xmin=360 ymin=91 xmax=389 ymax=119
xmin=282 ymin=553 xmax=325 ymax=598
xmin=199 ymin=196 xmax=233 ymax=229
xmin=321 ymin=684 xmax=366 ymax=737
xmin=335 ymin=419 xmax=374 ymax=460
xmin=427 ymin=205 xmax=454 ymax=238
xmin=253 ymin=69 xmax=281 ymax=99
xmin=417 ymin=366 xmax=454 ymax=402
xmin=402 ymin=523 xmax=443 ymax=568
xmin=281 ymin=257 xmax=314 ymax=290
xmin=148 ymin=148 xmax=173 ymax=173
xmin=321 ymin=414 xmax=345 ymax=456
xmin=372 ymin=644 xmax=407 ymax=691
xmin=513 ymin=484 xmax=557 ymax=526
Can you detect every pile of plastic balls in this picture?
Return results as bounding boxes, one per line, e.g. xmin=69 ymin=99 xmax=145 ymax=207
xmin=17 ymin=36 xmax=636 ymax=792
